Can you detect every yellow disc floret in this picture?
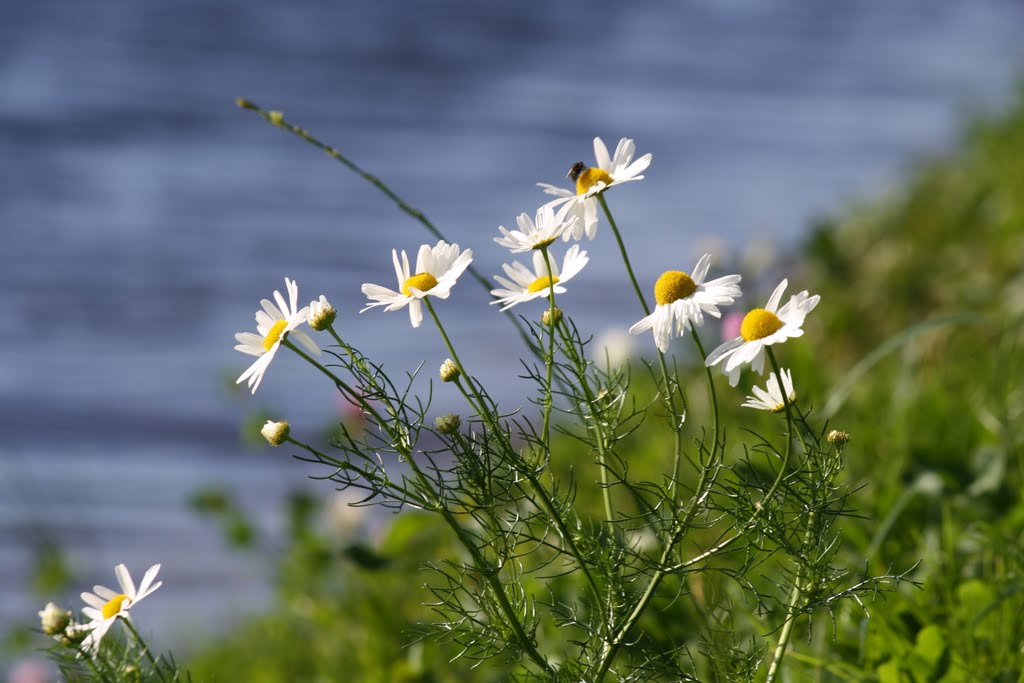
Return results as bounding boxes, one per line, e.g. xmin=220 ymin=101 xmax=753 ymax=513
xmin=101 ymin=594 xmax=129 ymax=619
xmin=262 ymin=320 xmax=288 ymax=351
xmin=740 ymin=309 xmax=783 ymax=341
xmin=575 ymin=167 xmax=613 ymax=195
xmin=403 ymin=273 xmax=439 ymax=296
xmin=654 ymin=271 xmax=697 ymax=305
xmin=527 ymin=275 xmax=559 ymax=293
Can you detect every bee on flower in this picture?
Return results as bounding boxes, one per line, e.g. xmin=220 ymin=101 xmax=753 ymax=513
xmin=537 ymin=136 xmax=651 ymax=241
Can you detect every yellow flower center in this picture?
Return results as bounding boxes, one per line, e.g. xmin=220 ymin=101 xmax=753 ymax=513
xmin=527 ymin=275 xmax=559 ymax=293
xmin=532 ymin=237 xmax=556 ymax=250
xmin=402 ymin=272 xmax=438 ymax=296
xmin=262 ymin=320 xmax=288 ymax=351
xmin=740 ymin=309 xmax=784 ymax=341
xmin=575 ymin=167 xmax=613 ymax=195
xmin=653 ymin=271 xmax=697 ymax=305
xmin=101 ymin=594 xmax=129 ymax=619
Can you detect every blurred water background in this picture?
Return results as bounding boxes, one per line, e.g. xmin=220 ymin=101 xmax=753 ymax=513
xmin=3 ymin=0 xmax=1024 ymax=663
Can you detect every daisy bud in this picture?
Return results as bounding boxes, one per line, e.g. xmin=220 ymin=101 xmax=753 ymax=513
xmin=439 ymin=359 xmax=460 ymax=383
xmin=308 ymin=295 xmax=337 ymax=331
xmin=827 ymin=429 xmax=850 ymax=447
xmin=268 ymin=110 xmax=284 ymax=126
xmin=541 ymin=307 xmax=563 ymax=326
xmin=38 ymin=602 xmax=71 ymax=636
xmin=434 ymin=413 xmax=461 ymax=435
xmin=261 ymin=420 xmax=290 ymax=446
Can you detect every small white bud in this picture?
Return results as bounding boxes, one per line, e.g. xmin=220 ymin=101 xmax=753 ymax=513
xmin=38 ymin=602 xmax=71 ymax=636
xmin=541 ymin=307 xmax=563 ymax=326
xmin=827 ymin=429 xmax=851 ymax=446
xmin=261 ymin=420 xmax=290 ymax=446
xmin=439 ymin=359 xmax=460 ymax=383
xmin=307 ymin=295 xmax=337 ymax=331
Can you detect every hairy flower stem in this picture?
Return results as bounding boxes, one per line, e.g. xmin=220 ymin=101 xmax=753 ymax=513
xmin=423 ymin=299 xmax=608 ymax=627
xmin=237 ymin=98 xmax=534 ymax=349
xmin=596 ymin=194 xmax=687 ymax=501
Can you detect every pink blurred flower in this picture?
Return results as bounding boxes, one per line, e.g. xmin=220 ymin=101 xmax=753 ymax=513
xmin=721 ymin=311 xmax=744 ymax=342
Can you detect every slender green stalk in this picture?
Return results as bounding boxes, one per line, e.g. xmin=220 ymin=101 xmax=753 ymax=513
xmin=122 ymin=618 xmax=167 ymax=683
xmin=79 ymin=651 xmax=116 ymax=683
xmin=596 ymin=193 xmax=649 ymax=316
xmin=539 ymin=246 xmax=558 ymax=447
xmin=765 ymin=512 xmax=815 ymax=683
xmin=554 ymin=319 xmax=614 ymax=524
xmin=596 ymin=194 xmax=688 ymax=500
xmin=423 ymin=298 xmax=608 ymax=627
xmin=236 ymin=98 xmax=533 ymax=347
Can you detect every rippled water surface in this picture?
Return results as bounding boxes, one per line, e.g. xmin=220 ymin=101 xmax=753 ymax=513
xmin=3 ymin=0 xmax=1024 ymax=656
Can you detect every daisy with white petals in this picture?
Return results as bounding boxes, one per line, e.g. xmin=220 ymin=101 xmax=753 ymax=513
xmin=494 ymin=203 xmax=577 ymax=253
xmin=79 ymin=564 xmax=162 ymax=655
xmin=361 ymin=240 xmax=473 ymax=328
xmin=538 ymin=136 xmax=652 ymax=241
xmin=742 ymin=368 xmax=796 ymax=412
xmin=629 ymin=254 xmax=742 ymax=353
xmin=705 ymin=279 xmax=820 ymax=386
xmin=235 ymin=277 xmax=320 ymax=394
xmin=490 ymin=245 xmax=589 ymax=311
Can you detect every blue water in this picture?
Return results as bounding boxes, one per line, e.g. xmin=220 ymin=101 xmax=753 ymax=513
xmin=3 ymin=0 xmax=1024 ymax=661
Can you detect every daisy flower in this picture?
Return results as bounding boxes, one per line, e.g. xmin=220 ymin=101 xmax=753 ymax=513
xmin=79 ymin=564 xmax=162 ymax=655
xmin=705 ymin=279 xmax=820 ymax=386
xmin=490 ymin=245 xmax=588 ymax=311
xmin=361 ymin=240 xmax=473 ymax=328
xmin=235 ymin=277 xmax=320 ymax=394
xmin=742 ymin=368 xmax=796 ymax=412
xmin=537 ymin=136 xmax=652 ymax=241
xmin=494 ymin=202 xmax=577 ymax=253
xmin=628 ymin=254 xmax=742 ymax=353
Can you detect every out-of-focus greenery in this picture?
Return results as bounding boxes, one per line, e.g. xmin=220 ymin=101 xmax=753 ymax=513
xmin=187 ymin=88 xmax=1024 ymax=681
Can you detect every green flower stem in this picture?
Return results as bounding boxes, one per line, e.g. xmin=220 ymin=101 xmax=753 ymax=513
xmin=690 ymin=328 xmax=721 ymax=462
xmin=596 ymin=194 xmax=688 ymax=501
xmin=402 ymin=449 xmax=555 ymax=676
xmin=287 ymin=438 xmax=419 ymax=504
xmin=554 ymin=320 xmax=615 ymax=525
xmin=596 ymin=193 xmax=649 ymax=316
xmin=236 ymin=98 xmax=533 ymax=347
xmin=423 ymin=298 xmax=607 ymax=628
xmin=79 ymin=650 xmax=116 ymax=683
xmin=283 ymin=338 xmax=348 ymax=389
xmin=765 ymin=511 xmax=815 ymax=683
xmin=670 ymin=346 xmax=798 ymax=577
xmin=539 ymin=246 xmax=558 ymax=448
xmin=122 ymin=617 xmax=166 ymax=683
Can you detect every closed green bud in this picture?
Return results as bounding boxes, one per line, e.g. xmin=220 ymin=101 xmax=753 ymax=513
xmin=434 ymin=413 xmax=461 ymax=435
xmin=541 ymin=307 xmax=563 ymax=326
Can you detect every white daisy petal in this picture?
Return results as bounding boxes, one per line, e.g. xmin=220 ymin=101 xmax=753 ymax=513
xmin=630 ymin=254 xmax=742 ymax=353
xmin=361 ymin=240 xmax=472 ymax=328
xmin=77 ymin=564 xmax=162 ymax=655
xmin=706 ymin=279 xmax=818 ymax=382
xmin=489 ymin=246 xmax=588 ymax=311
xmin=234 ymin=277 xmax=315 ymax=393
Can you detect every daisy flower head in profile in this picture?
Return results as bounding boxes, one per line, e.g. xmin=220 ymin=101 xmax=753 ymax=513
xmin=235 ymin=277 xmax=320 ymax=394
xmin=537 ymin=136 xmax=652 ymax=241
xmin=705 ymin=279 xmax=820 ymax=386
xmin=742 ymin=367 xmax=796 ymax=412
xmin=628 ymin=253 xmax=742 ymax=353
xmin=490 ymin=245 xmax=589 ymax=311
xmin=494 ymin=202 xmax=578 ymax=253
xmin=79 ymin=564 xmax=162 ymax=655
xmin=361 ymin=240 xmax=473 ymax=328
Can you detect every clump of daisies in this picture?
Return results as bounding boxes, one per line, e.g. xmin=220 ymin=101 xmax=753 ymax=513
xmin=38 ymin=564 xmax=184 ymax=680
xmin=213 ymin=108 xmax=906 ymax=683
